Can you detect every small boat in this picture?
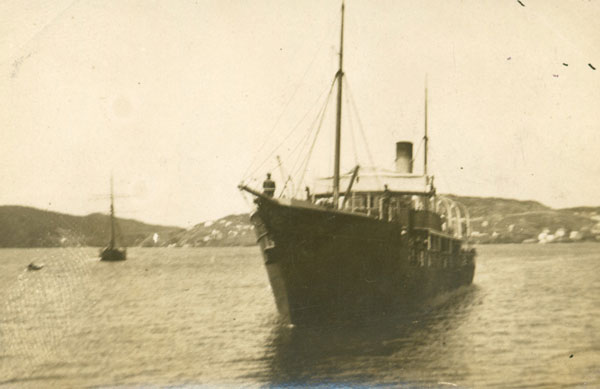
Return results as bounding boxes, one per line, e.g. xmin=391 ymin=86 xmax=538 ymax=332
xmin=100 ymin=177 xmax=127 ymax=262
xmin=27 ymin=262 xmax=44 ymax=271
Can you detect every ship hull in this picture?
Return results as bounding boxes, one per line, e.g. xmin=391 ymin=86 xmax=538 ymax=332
xmin=251 ymin=197 xmax=475 ymax=326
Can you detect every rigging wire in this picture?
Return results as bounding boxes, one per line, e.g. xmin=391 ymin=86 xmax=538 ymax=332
xmin=275 ymin=156 xmax=291 ymax=198
xmin=288 ymin=117 xmax=321 ymax=178
xmin=289 ymin=80 xmax=336 ymax=174
xmin=343 ymin=77 xmax=376 ymax=169
xmin=294 ymin=78 xmax=337 ymax=197
xmin=345 ymin=85 xmax=360 ymax=166
xmin=243 ymin=81 xmax=334 ymax=182
xmin=288 ymin=82 xmax=335 ymax=184
xmin=293 ymin=78 xmax=336 ymax=174
xmin=278 ymin=176 xmax=295 ymax=199
xmin=241 ymin=21 xmax=338 ymax=181
xmin=427 ymin=140 xmax=451 ymax=193
xmin=411 ymin=138 xmax=425 ymax=171
xmin=344 ymin=76 xmax=383 ymax=188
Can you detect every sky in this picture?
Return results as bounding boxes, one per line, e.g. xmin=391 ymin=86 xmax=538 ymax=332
xmin=1 ymin=0 xmax=599 ymax=227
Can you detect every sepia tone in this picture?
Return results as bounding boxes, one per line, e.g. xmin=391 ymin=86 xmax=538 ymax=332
xmin=1 ymin=0 xmax=599 ymax=387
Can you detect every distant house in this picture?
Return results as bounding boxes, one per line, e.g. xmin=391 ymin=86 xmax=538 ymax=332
xmin=569 ymin=231 xmax=583 ymax=241
xmin=538 ymin=230 xmax=556 ymax=244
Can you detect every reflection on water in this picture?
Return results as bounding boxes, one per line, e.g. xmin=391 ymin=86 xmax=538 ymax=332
xmin=0 ymin=244 xmax=599 ymax=387
xmin=262 ymin=287 xmax=480 ymax=387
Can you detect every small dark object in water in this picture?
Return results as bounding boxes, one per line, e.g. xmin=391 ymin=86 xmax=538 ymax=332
xmin=27 ymin=262 xmax=44 ymax=271
xmin=100 ymin=247 xmax=126 ymax=261
xmin=562 ymin=63 xmax=568 ymax=66
xmin=517 ymin=0 xmax=525 ymax=7
xmin=589 ymin=63 xmax=596 ymax=70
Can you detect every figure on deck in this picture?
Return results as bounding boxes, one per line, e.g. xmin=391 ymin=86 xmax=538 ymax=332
xmin=382 ymin=184 xmax=391 ymax=220
xmin=263 ymin=173 xmax=276 ymax=197
xmin=305 ymin=186 xmax=311 ymax=201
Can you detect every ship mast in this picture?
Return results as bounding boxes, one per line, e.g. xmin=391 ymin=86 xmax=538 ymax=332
xmin=423 ymin=78 xmax=428 ymax=176
xmin=332 ymin=0 xmax=345 ymax=208
xmin=109 ymin=176 xmax=116 ymax=249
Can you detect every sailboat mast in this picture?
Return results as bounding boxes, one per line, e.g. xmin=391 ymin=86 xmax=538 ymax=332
xmin=110 ymin=176 xmax=116 ymax=248
xmin=423 ymin=79 xmax=429 ymax=176
xmin=332 ymin=1 xmax=345 ymax=207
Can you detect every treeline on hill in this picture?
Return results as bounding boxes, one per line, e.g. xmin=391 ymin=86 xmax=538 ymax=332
xmin=1 ymin=197 xmax=600 ymax=247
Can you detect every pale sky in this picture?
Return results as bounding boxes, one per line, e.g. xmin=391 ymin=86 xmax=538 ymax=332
xmin=1 ymin=0 xmax=599 ymax=227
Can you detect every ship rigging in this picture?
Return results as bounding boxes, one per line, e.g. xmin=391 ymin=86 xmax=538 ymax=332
xmin=100 ymin=176 xmax=127 ymax=262
xmin=239 ymin=1 xmax=476 ymax=326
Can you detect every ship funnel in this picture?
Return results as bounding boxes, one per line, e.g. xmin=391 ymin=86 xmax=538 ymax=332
xmin=395 ymin=142 xmax=413 ymax=173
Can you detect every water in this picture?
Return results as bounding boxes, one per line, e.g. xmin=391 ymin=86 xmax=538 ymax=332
xmin=0 ymin=244 xmax=598 ymax=388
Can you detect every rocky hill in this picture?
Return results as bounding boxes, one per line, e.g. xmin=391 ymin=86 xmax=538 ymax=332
xmin=445 ymin=195 xmax=600 ymax=244
xmin=173 ymin=214 xmax=255 ymax=247
xmin=177 ymin=196 xmax=600 ymax=246
xmin=2 ymin=196 xmax=600 ymax=247
xmin=0 ymin=206 xmax=184 ymax=248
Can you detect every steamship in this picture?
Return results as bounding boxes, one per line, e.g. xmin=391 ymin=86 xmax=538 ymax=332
xmin=239 ymin=2 xmax=475 ymax=326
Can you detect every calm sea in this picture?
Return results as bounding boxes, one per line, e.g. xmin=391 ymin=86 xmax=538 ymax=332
xmin=0 ymin=244 xmax=598 ymax=388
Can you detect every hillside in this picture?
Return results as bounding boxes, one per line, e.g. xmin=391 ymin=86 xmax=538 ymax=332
xmin=181 ymin=196 xmax=600 ymax=246
xmin=0 ymin=206 xmax=184 ymax=248
xmin=444 ymin=195 xmax=600 ymax=243
xmin=443 ymin=195 xmax=551 ymax=218
xmin=2 ymin=196 xmax=600 ymax=248
xmin=174 ymin=214 xmax=255 ymax=247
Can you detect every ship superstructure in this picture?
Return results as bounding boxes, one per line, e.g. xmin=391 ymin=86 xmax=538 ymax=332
xmin=240 ymin=2 xmax=475 ymax=325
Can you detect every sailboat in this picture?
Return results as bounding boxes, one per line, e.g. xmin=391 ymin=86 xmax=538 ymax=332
xmin=239 ymin=2 xmax=476 ymax=326
xmin=100 ymin=177 xmax=126 ymax=261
